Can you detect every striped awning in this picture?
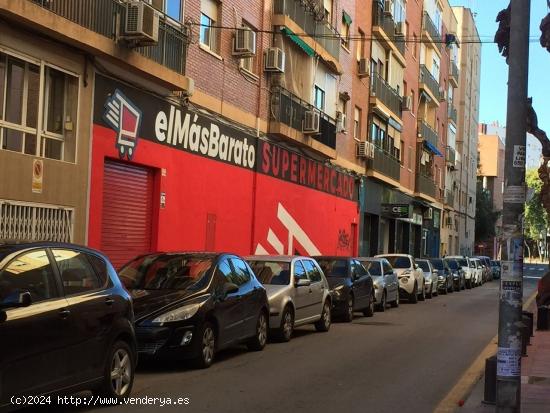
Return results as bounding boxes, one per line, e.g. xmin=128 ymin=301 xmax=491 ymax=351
xmin=281 ymin=27 xmax=316 ymax=57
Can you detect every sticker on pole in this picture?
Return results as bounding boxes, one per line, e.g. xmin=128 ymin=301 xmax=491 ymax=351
xmin=513 ymin=145 xmax=526 ymax=168
xmin=503 ymin=186 xmax=526 ymax=204
xmin=497 ymin=347 xmax=521 ymax=377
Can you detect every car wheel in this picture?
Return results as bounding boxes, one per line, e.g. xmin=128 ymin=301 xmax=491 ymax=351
xmin=277 ymin=306 xmax=294 ymax=342
xmin=94 ymin=340 xmax=134 ymax=401
xmin=418 ymin=282 xmax=426 ymax=301
xmin=192 ymin=322 xmax=216 ymax=369
xmin=343 ymin=295 xmax=354 ymax=322
xmin=466 ymin=279 xmax=471 ymax=289
xmin=448 ymin=280 xmax=454 ymax=293
xmin=409 ymin=283 xmax=418 ymax=304
xmin=364 ymin=293 xmax=375 ymax=317
xmin=377 ymin=291 xmax=387 ymax=312
xmin=390 ymin=291 xmax=400 ymax=308
xmin=247 ymin=311 xmax=268 ymax=351
xmin=314 ymin=299 xmax=332 ymax=332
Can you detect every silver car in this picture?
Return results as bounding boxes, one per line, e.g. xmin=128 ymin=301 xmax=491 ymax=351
xmin=416 ymin=259 xmax=438 ymax=298
xmin=358 ymin=257 xmax=399 ymax=310
xmin=246 ymin=256 xmax=332 ymax=342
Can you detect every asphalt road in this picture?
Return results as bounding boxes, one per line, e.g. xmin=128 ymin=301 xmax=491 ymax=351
xmin=38 ymin=265 xmax=547 ymax=413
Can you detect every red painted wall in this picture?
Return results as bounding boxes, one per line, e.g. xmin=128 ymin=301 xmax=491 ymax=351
xmin=89 ymin=125 xmax=359 ymax=260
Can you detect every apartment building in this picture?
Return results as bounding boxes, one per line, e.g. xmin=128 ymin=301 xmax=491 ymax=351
xmin=452 ymin=6 xmax=481 ymax=256
xmin=477 ymin=122 xmax=505 ymax=259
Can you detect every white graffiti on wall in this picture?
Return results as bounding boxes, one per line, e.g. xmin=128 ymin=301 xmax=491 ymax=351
xmin=255 ymin=203 xmax=321 ymax=256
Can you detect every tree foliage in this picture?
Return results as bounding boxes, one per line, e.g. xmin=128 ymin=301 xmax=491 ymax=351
xmin=525 ymin=168 xmax=548 ymax=244
xmin=475 ymin=185 xmax=501 ymax=243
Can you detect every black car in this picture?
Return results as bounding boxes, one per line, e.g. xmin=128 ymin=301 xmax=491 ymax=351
xmin=444 ymin=258 xmax=465 ymax=291
xmin=429 ymin=258 xmax=454 ymax=294
xmin=313 ymin=257 xmax=374 ymax=322
xmin=119 ymin=252 xmax=269 ymax=368
xmin=0 ymin=243 xmax=136 ymax=409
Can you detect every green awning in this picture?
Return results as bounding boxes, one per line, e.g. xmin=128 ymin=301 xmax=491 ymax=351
xmin=281 ymin=27 xmax=316 ymax=57
xmin=342 ymin=11 xmax=352 ymax=26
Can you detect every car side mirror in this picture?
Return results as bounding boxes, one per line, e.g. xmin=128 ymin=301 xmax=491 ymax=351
xmin=223 ymin=283 xmax=239 ymax=296
xmin=415 ymin=264 xmax=420 ymax=270
xmin=0 ymin=290 xmax=32 ymax=310
xmin=295 ymin=278 xmax=311 ymax=288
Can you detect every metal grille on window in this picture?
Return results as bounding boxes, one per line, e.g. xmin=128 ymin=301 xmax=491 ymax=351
xmin=0 ymin=200 xmax=74 ymax=243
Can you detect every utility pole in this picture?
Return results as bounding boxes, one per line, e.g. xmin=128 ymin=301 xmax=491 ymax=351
xmin=496 ymin=0 xmax=530 ymax=411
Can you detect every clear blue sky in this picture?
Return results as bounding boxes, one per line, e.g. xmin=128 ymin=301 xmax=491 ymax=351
xmin=451 ymin=0 xmax=550 ymax=131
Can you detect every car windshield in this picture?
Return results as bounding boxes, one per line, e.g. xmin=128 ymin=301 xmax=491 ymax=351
xmin=384 ymin=256 xmax=411 ymax=269
xmin=316 ymin=259 xmax=348 ymax=277
xmin=446 ymin=260 xmax=459 ymax=270
xmin=417 ymin=261 xmax=430 ymax=272
xmin=248 ymin=261 xmax=290 ymax=285
xmin=457 ymin=259 xmax=467 ymax=267
xmin=469 ymin=260 xmax=476 ymax=268
xmin=430 ymin=259 xmax=444 ymax=270
xmin=363 ymin=261 xmax=381 ymax=276
xmin=119 ymin=254 xmax=214 ymax=290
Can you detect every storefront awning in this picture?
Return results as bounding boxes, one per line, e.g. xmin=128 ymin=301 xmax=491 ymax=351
xmin=281 ymin=27 xmax=316 ymax=57
xmin=423 ymin=140 xmax=443 ymax=157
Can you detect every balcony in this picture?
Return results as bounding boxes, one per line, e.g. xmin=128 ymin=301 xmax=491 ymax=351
xmin=418 ymin=121 xmax=438 ymax=149
xmin=370 ymin=73 xmax=403 ymax=119
xmin=450 ymin=61 xmax=460 ymax=87
xmin=416 ymin=174 xmax=436 ymax=199
xmin=422 ymin=12 xmax=441 ymax=52
xmin=269 ymin=86 xmax=337 ymax=154
xmin=372 ymin=1 xmax=406 ymax=64
xmin=448 ymin=105 xmax=458 ymax=125
xmin=445 ymin=190 xmax=455 ymax=207
xmin=446 ymin=146 xmax=456 ymax=167
xmin=420 ymin=65 xmax=442 ymax=104
xmin=273 ymin=0 xmax=340 ymax=61
xmin=367 ymin=146 xmax=401 ymax=184
xmin=29 ymin=0 xmax=188 ymax=75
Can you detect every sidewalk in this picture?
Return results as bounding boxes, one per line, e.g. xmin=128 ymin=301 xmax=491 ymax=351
xmin=461 ymin=303 xmax=550 ymax=412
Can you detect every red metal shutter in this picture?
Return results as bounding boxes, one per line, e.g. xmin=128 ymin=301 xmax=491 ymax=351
xmin=101 ymin=161 xmax=153 ymax=269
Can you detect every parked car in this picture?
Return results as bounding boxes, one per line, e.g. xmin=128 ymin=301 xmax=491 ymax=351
xmin=475 ymin=256 xmax=493 ymax=282
xmin=245 ymin=256 xmax=331 ymax=342
xmin=429 ymin=258 xmax=454 ymax=294
xmin=314 ymin=257 xmax=374 ymax=321
xmin=446 ymin=256 xmax=474 ymax=288
xmin=470 ymin=258 xmax=484 ymax=286
xmin=444 ymin=258 xmax=466 ymax=291
xmin=0 ymin=243 xmax=137 ymax=409
xmin=358 ymin=257 xmax=400 ymax=310
xmin=491 ymin=260 xmax=501 ymax=279
xmin=375 ymin=254 xmax=425 ymax=303
xmin=416 ymin=259 xmax=438 ymax=298
xmin=119 ymin=253 xmax=269 ymax=368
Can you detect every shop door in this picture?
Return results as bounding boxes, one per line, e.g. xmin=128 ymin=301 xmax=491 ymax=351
xmin=101 ymin=160 xmax=154 ymax=269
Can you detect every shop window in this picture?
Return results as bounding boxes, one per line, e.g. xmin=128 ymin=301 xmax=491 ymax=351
xmin=0 ymin=52 xmax=78 ymax=162
xmin=200 ymin=0 xmax=220 ymax=53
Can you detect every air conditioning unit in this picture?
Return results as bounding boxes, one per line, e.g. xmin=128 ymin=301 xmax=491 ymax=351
xmin=423 ymin=207 xmax=433 ymax=220
xmin=439 ymin=87 xmax=447 ymax=102
xmin=123 ymin=1 xmax=160 ymax=44
xmin=336 ymin=111 xmax=347 ymax=132
xmin=357 ymin=141 xmax=375 ymax=159
xmin=264 ymin=47 xmax=285 ymax=73
xmin=401 ymin=96 xmax=412 ymax=111
xmin=233 ymin=27 xmax=256 ymax=57
xmin=303 ymin=110 xmax=320 ymax=134
xmin=358 ymin=58 xmax=369 ymax=78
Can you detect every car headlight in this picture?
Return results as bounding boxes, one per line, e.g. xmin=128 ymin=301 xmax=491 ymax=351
xmin=151 ymin=303 xmax=201 ymax=325
xmin=438 ymin=276 xmax=444 ymax=280
xmin=400 ymin=277 xmax=409 ymax=284
xmin=332 ymin=285 xmax=345 ymax=297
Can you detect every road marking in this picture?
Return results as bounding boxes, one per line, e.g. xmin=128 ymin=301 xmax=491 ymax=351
xmin=433 ymin=291 xmax=538 ymax=413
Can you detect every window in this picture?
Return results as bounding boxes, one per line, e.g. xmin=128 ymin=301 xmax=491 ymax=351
xmin=166 ymin=0 xmax=183 ymax=21
xmin=341 ymin=11 xmax=351 ymax=49
xmin=432 ymin=57 xmax=440 ymax=81
xmin=357 ymin=29 xmax=365 ymax=61
xmin=52 ymin=249 xmax=100 ymax=295
xmin=410 ymin=89 xmax=415 ymax=112
xmin=200 ymin=0 xmax=219 ymax=52
xmin=87 ymin=254 xmax=109 ymax=287
xmin=354 ymin=106 xmax=361 ymax=140
xmin=314 ymin=86 xmax=325 ymax=111
xmin=294 ymin=260 xmax=307 ymax=281
xmin=240 ymin=22 xmax=257 ymax=74
xmin=0 ymin=52 xmax=78 ymax=162
xmin=399 ymin=140 xmax=404 ymax=163
xmin=324 ymin=0 xmax=333 ymax=22
xmin=392 ymin=0 xmax=406 ymax=24
xmin=0 ymin=249 xmax=59 ymax=304
xmin=229 ymin=258 xmax=252 ymax=286
xmin=302 ymin=260 xmax=322 ymax=282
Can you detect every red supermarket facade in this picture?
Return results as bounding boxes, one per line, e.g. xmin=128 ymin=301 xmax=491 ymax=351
xmin=89 ymin=74 xmax=360 ymax=268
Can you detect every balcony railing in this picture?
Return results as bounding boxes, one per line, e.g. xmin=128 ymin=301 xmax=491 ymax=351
xmin=423 ymin=12 xmax=441 ymax=46
xmin=372 ymin=2 xmax=406 ymax=58
xmin=367 ymin=146 xmax=401 ymax=183
xmin=448 ymin=105 xmax=458 ymax=124
xmin=446 ymin=146 xmax=456 ymax=165
xmin=416 ymin=173 xmax=436 ymax=198
xmin=371 ymin=73 xmax=403 ymax=118
xmin=450 ymin=61 xmax=460 ymax=84
xmin=420 ymin=65 xmax=442 ymax=101
xmin=270 ymin=86 xmax=337 ymax=150
xmin=274 ymin=0 xmax=340 ymax=60
xmin=418 ymin=121 xmax=438 ymax=149
xmin=30 ymin=0 xmax=188 ymax=74
xmin=445 ymin=189 xmax=455 ymax=206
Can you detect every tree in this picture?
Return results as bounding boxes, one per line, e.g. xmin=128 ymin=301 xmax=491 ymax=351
xmin=475 ymin=185 xmax=501 ymax=243
xmin=525 ymin=168 xmax=548 ymax=258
